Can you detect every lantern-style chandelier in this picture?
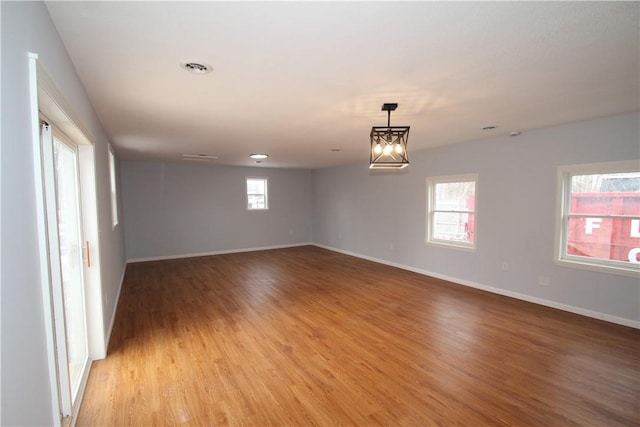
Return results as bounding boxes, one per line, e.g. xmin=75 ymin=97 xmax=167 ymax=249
xmin=369 ymin=103 xmax=410 ymax=169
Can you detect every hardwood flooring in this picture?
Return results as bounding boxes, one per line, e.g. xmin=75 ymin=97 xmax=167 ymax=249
xmin=77 ymin=246 xmax=639 ymax=426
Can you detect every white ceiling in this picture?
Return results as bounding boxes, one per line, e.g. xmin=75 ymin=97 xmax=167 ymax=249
xmin=46 ymin=1 xmax=639 ymax=169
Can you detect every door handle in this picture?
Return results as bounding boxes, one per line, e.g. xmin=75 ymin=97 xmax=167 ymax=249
xmin=85 ymin=240 xmax=91 ymax=268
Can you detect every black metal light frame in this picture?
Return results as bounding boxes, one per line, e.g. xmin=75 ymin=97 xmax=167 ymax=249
xmin=369 ymin=103 xmax=410 ymax=169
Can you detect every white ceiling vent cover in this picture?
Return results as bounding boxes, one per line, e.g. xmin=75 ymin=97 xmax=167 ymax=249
xmin=182 ymin=154 xmax=218 ymax=161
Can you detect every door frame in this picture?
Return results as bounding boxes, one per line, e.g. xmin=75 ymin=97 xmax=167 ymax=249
xmin=29 ymin=53 xmax=106 ymax=425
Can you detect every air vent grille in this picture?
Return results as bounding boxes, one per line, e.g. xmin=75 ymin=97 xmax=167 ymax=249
xmin=182 ymin=154 xmax=217 ymax=161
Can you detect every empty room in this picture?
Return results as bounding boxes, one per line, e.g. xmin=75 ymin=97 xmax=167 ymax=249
xmin=2 ymin=1 xmax=639 ymax=426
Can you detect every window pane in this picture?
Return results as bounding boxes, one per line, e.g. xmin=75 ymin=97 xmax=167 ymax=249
xmin=109 ymin=147 xmax=118 ymax=227
xmin=567 ymin=216 xmax=640 ymax=264
xmin=246 ymin=178 xmax=268 ymax=210
xmin=247 ymin=179 xmax=265 ymax=195
xmin=569 ymin=172 xmax=640 ymax=215
xmin=433 ymin=211 xmax=475 ymax=243
xmin=248 ymin=195 xmax=265 ymax=209
xmin=435 ymin=181 xmax=475 ymax=211
xmin=567 ymin=171 xmax=640 ymax=265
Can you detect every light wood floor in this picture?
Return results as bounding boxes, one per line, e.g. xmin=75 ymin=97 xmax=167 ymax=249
xmin=78 ymin=246 xmax=639 ymax=426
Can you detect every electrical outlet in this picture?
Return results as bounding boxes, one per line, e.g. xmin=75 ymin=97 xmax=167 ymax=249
xmin=389 ymin=243 xmax=394 ymax=250
xmin=338 ymin=233 xmax=342 ymax=240
xmin=502 ymin=262 xmax=509 ymax=271
xmin=538 ymin=276 xmax=550 ymax=286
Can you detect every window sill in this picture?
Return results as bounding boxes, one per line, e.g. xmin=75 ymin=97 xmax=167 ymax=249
xmin=425 ymin=240 xmax=476 ymax=252
xmin=554 ymin=258 xmax=640 ymax=278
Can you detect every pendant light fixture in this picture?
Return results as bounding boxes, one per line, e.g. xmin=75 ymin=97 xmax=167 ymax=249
xmin=369 ymin=103 xmax=410 ymax=169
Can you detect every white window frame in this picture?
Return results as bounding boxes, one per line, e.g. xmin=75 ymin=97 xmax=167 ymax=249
xmin=108 ymin=144 xmax=119 ymax=228
xmin=246 ymin=177 xmax=269 ymax=211
xmin=555 ymin=160 xmax=640 ymax=277
xmin=426 ymin=174 xmax=478 ymax=251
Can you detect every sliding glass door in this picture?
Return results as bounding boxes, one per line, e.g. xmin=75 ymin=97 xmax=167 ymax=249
xmin=52 ymin=134 xmax=89 ymax=408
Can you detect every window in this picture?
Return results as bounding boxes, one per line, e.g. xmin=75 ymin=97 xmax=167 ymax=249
xmin=246 ymin=177 xmax=268 ymax=210
xmin=426 ymin=174 xmax=477 ymax=250
xmin=556 ymin=160 xmax=640 ymax=276
xmin=108 ymin=144 xmax=119 ymax=228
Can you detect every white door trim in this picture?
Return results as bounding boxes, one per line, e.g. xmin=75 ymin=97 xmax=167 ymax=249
xmin=29 ymin=52 xmax=63 ymax=427
xmin=29 ymin=52 xmax=106 ymax=425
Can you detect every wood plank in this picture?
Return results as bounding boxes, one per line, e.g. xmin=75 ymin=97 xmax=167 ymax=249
xmin=77 ymin=246 xmax=640 ymax=426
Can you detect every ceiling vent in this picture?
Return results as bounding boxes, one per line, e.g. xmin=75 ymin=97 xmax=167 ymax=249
xmin=182 ymin=154 xmax=217 ymax=161
xmin=180 ymin=62 xmax=212 ymax=75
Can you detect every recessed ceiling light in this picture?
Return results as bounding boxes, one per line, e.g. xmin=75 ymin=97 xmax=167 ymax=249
xmin=249 ymin=153 xmax=268 ymax=159
xmin=330 ymin=148 xmax=341 ymax=152
xmin=180 ymin=62 xmax=212 ymax=75
xmin=510 ymin=131 xmax=522 ymax=137
xmin=482 ymin=125 xmax=498 ymax=131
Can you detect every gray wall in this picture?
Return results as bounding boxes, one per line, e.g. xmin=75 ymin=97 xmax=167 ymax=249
xmin=1 ymin=2 xmax=127 ymax=425
xmin=121 ymin=161 xmax=312 ymax=260
xmin=312 ymin=112 xmax=640 ymax=324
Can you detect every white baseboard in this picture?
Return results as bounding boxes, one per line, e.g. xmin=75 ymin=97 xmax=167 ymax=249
xmin=126 ymin=242 xmax=313 ymax=264
xmin=313 ymin=243 xmax=640 ymax=329
xmin=104 ymin=263 xmax=127 ymax=352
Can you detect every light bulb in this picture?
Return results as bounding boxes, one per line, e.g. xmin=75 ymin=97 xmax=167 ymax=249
xmin=374 ymin=143 xmax=383 ymax=154
xmin=383 ymin=144 xmax=393 ymax=154
xmin=395 ymin=143 xmax=403 ymax=154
